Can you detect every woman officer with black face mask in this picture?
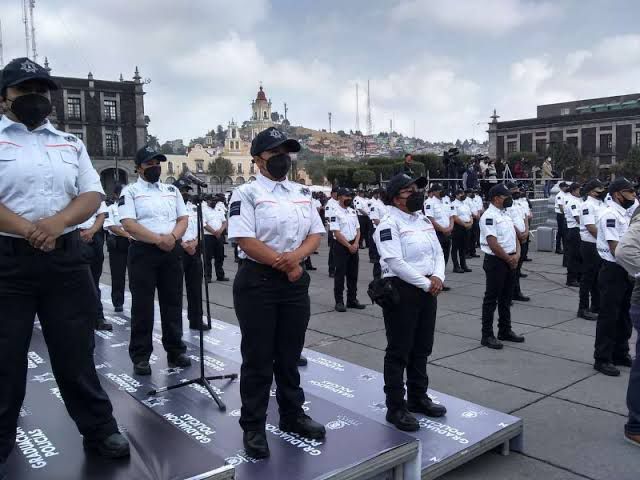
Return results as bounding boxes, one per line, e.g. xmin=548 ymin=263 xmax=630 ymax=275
xmin=118 ymin=146 xmax=192 ymax=377
xmin=227 ymin=127 xmax=327 ymax=459
xmin=373 ymin=173 xmax=447 ymax=432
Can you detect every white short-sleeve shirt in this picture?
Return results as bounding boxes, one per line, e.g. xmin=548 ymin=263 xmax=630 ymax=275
xmin=78 ymin=201 xmax=109 ymax=231
xmin=564 ymin=195 xmax=582 ymax=229
xmin=424 ymin=196 xmax=451 ymax=228
xmin=118 ymin=176 xmax=188 ymax=236
xmin=480 ymin=204 xmax=517 ymax=255
xmin=104 ymin=202 xmax=124 ymax=234
xmin=506 ymin=203 xmax=526 ymax=233
xmin=227 ymin=173 xmax=325 ymax=262
xmin=597 ymin=202 xmax=631 ymax=262
xmin=329 ymin=205 xmax=360 ymax=242
xmin=0 ymin=117 xmax=104 ymax=238
xmin=579 ymin=196 xmax=604 ymax=243
xmin=452 ymin=199 xmax=472 ymax=223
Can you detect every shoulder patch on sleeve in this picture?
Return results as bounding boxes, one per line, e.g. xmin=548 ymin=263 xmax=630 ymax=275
xmin=104 ymin=212 xmax=110 ymax=219
xmin=379 ymin=228 xmax=392 ymax=241
xmin=229 ymin=201 xmax=241 ymax=217
xmin=425 ymin=204 xmax=431 ymax=209
xmin=485 ymin=218 xmax=494 ymax=225
xmin=571 ymin=204 xmax=576 ymax=209
xmin=168 ymin=186 xmax=176 ymax=192
xmin=330 ymin=217 xmax=336 ymax=222
xmin=64 ymin=135 xmax=77 ymax=143
xmin=606 ymin=218 xmax=616 ymax=228
xmin=582 ymin=209 xmax=589 ymax=215
xmin=118 ymin=196 xmax=125 ymax=206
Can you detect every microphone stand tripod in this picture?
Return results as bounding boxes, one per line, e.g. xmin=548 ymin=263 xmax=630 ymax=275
xmin=148 ymin=182 xmax=237 ymax=411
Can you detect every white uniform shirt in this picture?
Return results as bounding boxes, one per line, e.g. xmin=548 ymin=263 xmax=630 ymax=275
xmin=452 ymin=199 xmax=472 ymax=223
xmin=227 ymin=173 xmax=325 ymax=262
xmin=424 ymin=196 xmax=451 ymax=228
xmin=374 ymin=207 xmax=445 ymax=292
xmin=443 ymin=195 xmax=456 ymax=217
xmin=516 ymin=197 xmax=531 ymax=219
xmin=473 ymin=195 xmax=484 ymax=214
xmin=480 ymin=204 xmax=517 ymax=255
xmin=329 ymin=205 xmax=360 ymax=242
xmin=564 ymin=194 xmax=582 ymax=229
xmin=78 ymin=201 xmax=109 ymax=230
xmin=312 ymin=198 xmax=322 ymax=211
xmin=506 ymin=203 xmax=526 ymax=234
xmin=104 ymin=202 xmax=124 ymax=234
xmin=182 ymin=201 xmax=199 ymax=242
xmin=215 ymin=201 xmax=227 ymax=216
xmin=464 ymin=196 xmax=479 ymax=216
xmin=597 ymin=202 xmax=631 ymax=263
xmin=555 ymin=191 xmax=567 ymax=214
xmin=205 ymin=206 xmax=225 ymax=235
xmin=0 ymin=117 xmax=104 ymax=238
xmin=324 ymin=197 xmax=338 ymax=219
xmin=579 ymin=196 xmax=604 ymax=243
xmin=118 ymin=177 xmax=188 ymax=235
xmin=369 ymin=198 xmax=387 ymax=223
xmin=353 ymin=196 xmax=368 ymax=216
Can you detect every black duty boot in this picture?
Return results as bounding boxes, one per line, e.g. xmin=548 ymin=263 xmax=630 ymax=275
xmin=189 ymin=322 xmax=212 ymax=331
xmin=577 ymin=309 xmax=598 ymax=321
xmin=347 ymin=299 xmax=366 ymax=309
xmin=83 ymin=432 xmax=130 ymax=459
xmin=594 ymin=362 xmax=620 ymax=376
xmin=96 ymin=318 xmax=113 ymax=331
xmin=613 ymin=354 xmax=633 ymax=368
xmin=481 ymin=336 xmax=503 ymax=349
xmin=243 ymin=431 xmax=270 ymax=459
xmin=133 ymin=361 xmax=151 ymax=376
xmin=114 ymin=305 xmax=124 ymax=313
xmin=279 ymin=414 xmax=326 ymax=440
xmin=498 ymin=330 xmax=525 ymax=343
xmin=335 ymin=302 xmax=346 ymax=312
xmin=297 ymin=355 xmax=308 ymax=367
xmin=407 ymin=397 xmax=447 ymax=417
xmin=168 ymin=353 xmax=192 ymax=368
xmin=385 ymin=409 xmax=420 ymax=431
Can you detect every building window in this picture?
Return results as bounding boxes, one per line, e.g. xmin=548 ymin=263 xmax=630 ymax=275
xmin=560 ymin=108 xmax=570 ymax=116
xmin=195 ymin=160 xmax=204 ymax=173
xmin=182 ymin=163 xmax=188 ymax=174
xmin=168 ymin=162 xmax=174 ymax=174
xmin=600 ymin=134 xmax=613 ymax=153
xmin=103 ymin=99 xmax=118 ymax=121
xmin=232 ymin=129 xmax=237 ymax=139
xmin=635 ymin=131 xmax=640 ymax=145
xmin=566 ymin=136 xmax=578 ymax=147
xmin=507 ymin=141 xmax=517 ymax=154
xmin=235 ymin=141 xmax=240 ymax=150
xmin=67 ymin=98 xmax=81 ymax=120
xmin=71 ymin=131 xmax=84 ymax=141
xmin=237 ymin=163 xmax=243 ymax=174
xmin=535 ymin=139 xmax=547 ymax=154
xmin=105 ymin=132 xmax=119 ymax=156
xmin=263 ymin=111 xmax=268 ymax=120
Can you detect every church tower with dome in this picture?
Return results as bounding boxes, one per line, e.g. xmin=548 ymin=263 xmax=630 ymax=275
xmin=249 ymin=84 xmax=275 ymax=138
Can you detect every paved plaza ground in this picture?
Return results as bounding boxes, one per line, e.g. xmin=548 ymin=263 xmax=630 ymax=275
xmin=101 ymin=240 xmax=640 ymax=479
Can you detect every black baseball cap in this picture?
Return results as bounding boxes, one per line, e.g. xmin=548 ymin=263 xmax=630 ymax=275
xmin=250 ymin=127 xmax=301 ymax=157
xmin=428 ymin=182 xmax=444 ymax=193
xmin=608 ymin=177 xmax=634 ymax=194
xmin=582 ymin=179 xmax=604 ymax=193
xmin=1 ymin=57 xmax=59 ymax=92
xmin=488 ymin=184 xmax=511 ymax=199
xmin=386 ymin=173 xmax=427 ymax=198
xmin=173 ymin=179 xmax=192 ymax=191
xmin=505 ymin=181 xmax=518 ymax=190
xmin=559 ymin=181 xmax=568 ymax=188
xmin=568 ymin=182 xmax=581 ymax=192
xmin=135 ymin=145 xmax=167 ymax=165
xmin=337 ymin=187 xmax=354 ymax=197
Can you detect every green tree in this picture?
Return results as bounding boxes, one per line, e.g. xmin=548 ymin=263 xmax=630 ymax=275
xmin=352 ymin=169 xmax=376 ymax=185
xmin=548 ymin=143 xmax=594 ymax=181
xmin=326 ymin=165 xmax=357 ymax=187
xmin=207 ymin=156 xmax=233 ymax=177
xmin=304 ymin=158 xmax=327 ymax=185
xmin=160 ymin=141 xmax=174 ymax=154
xmin=216 ymin=125 xmax=225 ymax=144
xmin=189 ymin=137 xmax=206 ymax=147
xmin=413 ymin=153 xmax=444 ymax=177
xmin=613 ymin=146 xmax=640 ymax=180
xmin=146 ymin=134 xmax=160 ymax=150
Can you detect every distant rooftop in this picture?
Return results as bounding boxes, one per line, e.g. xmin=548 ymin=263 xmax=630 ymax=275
xmin=537 ymin=93 xmax=640 ymax=118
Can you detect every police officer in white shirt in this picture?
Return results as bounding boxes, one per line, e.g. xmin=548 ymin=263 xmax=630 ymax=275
xmin=204 ymin=196 xmax=229 ymax=282
xmin=0 ymin=58 xmax=129 ymax=470
xmin=103 ymin=183 xmax=131 ymax=313
xmin=506 ymin=182 xmax=530 ymax=302
xmin=516 ymin=187 xmax=533 ymax=262
xmin=373 ymin=173 xmax=447 ymax=432
xmin=464 ymin=188 xmax=480 ymax=258
xmin=119 ymin=146 xmax=191 ymax=376
xmin=555 ymin=182 xmax=569 ymax=255
xmin=175 ymin=180 xmax=210 ymax=331
xmin=78 ymin=199 xmax=110 ymax=330
xmin=451 ymin=189 xmax=473 ymax=273
xmin=578 ymin=179 xmax=606 ymax=320
xmin=594 ymin=178 xmax=636 ymax=377
xmin=424 ymin=183 xmax=453 ymax=291
xmin=564 ymin=183 xmax=583 ymax=287
xmin=228 ymin=127 xmax=326 ymax=459
xmin=303 ymin=194 xmax=322 ymax=271
xmin=479 ymin=184 xmax=525 ymax=349
xmin=330 ymin=187 xmax=366 ymax=312
xmin=325 ymin=187 xmax=339 ymax=277
xmin=368 ymin=188 xmax=386 ymax=279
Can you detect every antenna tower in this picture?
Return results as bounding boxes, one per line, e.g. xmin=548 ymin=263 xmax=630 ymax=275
xmin=28 ymin=0 xmax=37 ymax=62
xmin=328 ymin=112 xmax=332 ymax=133
xmin=22 ymin=0 xmax=30 ymax=58
xmin=355 ymin=83 xmax=360 ymax=133
xmin=366 ymin=79 xmax=373 ymax=136
xmin=0 ymin=19 xmax=4 ymax=68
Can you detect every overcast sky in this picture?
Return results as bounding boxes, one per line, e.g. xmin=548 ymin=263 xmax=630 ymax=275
xmin=3 ymin=0 xmax=640 ymax=143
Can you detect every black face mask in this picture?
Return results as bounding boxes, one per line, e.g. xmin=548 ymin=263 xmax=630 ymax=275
xmin=595 ymin=191 xmax=607 ymax=201
xmin=402 ymin=192 xmax=424 ymax=213
xmin=266 ymin=153 xmax=291 ymax=179
xmin=9 ymin=93 xmax=52 ymax=129
xmin=143 ymin=165 xmax=161 ymax=183
xmin=343 ymin=198 xmax=353 ymax=208
xmin=620 ymin=196 xmax=636 ymax=210
xmin=503 ymin=197 xmax=514 ymax=209
xmin=512 ymin=192 xmax=521 ymax=200
xmin=459 ymin=195 xmax=467 ymax=202
xmin=181 ymin=193 xmax=190 ymax=203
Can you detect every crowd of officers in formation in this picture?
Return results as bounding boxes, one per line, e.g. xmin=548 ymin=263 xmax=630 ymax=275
xmin=2 ymin=56 xmax=640 ymax=477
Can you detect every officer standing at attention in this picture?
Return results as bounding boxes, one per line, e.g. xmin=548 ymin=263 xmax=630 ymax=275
xmin=104 ymin=183 xmax=131 ymax=313
xmin=78 ymin=199 xmax=111 ymax=330
xmin=119 ymin=146 xmax=191 ymax=376
xmin=331 ymin=188 xmax=366 ymax=312
xmin=204 ymin=196 xmax=229 ymax=282
xmin=228 ymin=127 xmax=326 ymax=459
xmin=577 ymin=179 xmax=606 ymax=320
xmin=0 ymin=58 xmax=129 ymax=474
xmin=368 ymin=188 xmax=386 ymax=279
xmin=175 ymin=180 xmax=210 ymax=331
xmin=451 ymin=189 xmax=473 ymax=273
xmin=593 ymin=178 xmax=636 ymax=376
xmin=464 ymin=188 xmax=480 ymax=258
xmin=479 ymin=184 xmax=525 ymax=349
xmin=424 ymin=183 xmax=452 ymax=291
xmin=374 ymin=174 xmax=447 ymax=432
xmin=505 ymin=182 xmax=530 ymax=302
xmin=325 ymin=186 xmax=339 ymax=277
xmin=564 ymin=182 xmax=583 ymax=287
xmin=555 ymin=182 xmax=569 ymax=256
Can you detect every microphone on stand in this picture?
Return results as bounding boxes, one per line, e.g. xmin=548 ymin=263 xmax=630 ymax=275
xmin=183 ymin=172 xmax=208 ymax=188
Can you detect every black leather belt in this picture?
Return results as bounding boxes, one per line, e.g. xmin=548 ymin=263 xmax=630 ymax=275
xmin=0 ymin=230 xmax=79 ymax=256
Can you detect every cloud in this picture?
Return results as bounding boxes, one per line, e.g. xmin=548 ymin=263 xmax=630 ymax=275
xmin=390 ymin=0 xmax=559 ymax=35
